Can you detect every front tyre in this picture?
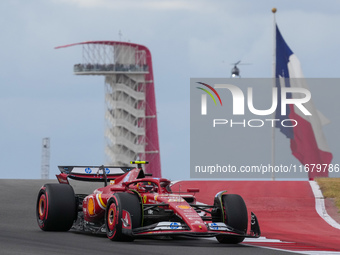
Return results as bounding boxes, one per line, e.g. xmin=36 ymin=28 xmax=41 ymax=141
xmin=36 ymin=184 xmax=77 ymax=231
xmin=105 ymin=193 xmax=141 ymax=242
xmin=216 ymin=194 xmax=248 ymax=244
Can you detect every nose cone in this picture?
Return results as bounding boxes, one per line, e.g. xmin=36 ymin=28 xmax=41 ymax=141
xmin=191 ymin=223 xmax=208 ymax=232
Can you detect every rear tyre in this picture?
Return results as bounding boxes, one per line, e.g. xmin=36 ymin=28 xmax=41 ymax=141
xmin=216 ymin=194 xmax=248 ymax=244
xmin=105 ymin=193 xmax=141 ymax=241
xmin=36 ymin=184 xmax=76 ymax=231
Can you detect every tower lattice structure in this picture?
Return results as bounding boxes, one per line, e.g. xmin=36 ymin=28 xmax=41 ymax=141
xmin=41 ymin=137 xmax=50 ymax=179
xmin=56 ymin=41 xmax=161 ymax=177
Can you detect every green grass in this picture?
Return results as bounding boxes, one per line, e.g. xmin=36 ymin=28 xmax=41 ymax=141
xmin=316 ymin=178 xmax=340 ymax=212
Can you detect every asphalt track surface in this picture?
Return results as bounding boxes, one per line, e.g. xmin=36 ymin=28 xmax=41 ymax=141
xmin=0 ymin=179 xmax=299 ymax=255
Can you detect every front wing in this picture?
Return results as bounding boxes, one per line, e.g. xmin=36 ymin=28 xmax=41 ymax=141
xmin=126 ymin=212 xmax=260 ymax=239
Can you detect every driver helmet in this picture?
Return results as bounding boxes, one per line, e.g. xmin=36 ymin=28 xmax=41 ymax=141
xmin=137 ymin=182 xmax=157 ymax=193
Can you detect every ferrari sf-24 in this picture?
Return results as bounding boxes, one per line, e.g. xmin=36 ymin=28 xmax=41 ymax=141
xmin=36 ymin=161 xmax=260 ymax=243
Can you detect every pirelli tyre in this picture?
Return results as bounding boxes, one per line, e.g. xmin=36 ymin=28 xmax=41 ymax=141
xmin=105 ymin=193 xmax=141 ymax=242
xmin=36 ymin=184 xmax=77 ymax=231
xmin=216 ymin=194 xmax=248 ymax=244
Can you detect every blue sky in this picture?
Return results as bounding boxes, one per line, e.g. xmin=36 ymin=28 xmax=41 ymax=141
xmin=1 ymin=0 xmax=340 ymax=180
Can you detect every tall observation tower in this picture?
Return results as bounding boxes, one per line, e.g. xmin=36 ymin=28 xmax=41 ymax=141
xmin=56 ymin=41 xmax=161 ymax=177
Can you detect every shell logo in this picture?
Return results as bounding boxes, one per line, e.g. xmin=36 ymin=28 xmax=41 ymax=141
xmin=177 ymin=205 xmax=191 ymax=209
xmin=88 ymin=197 xmax=95 ymax=215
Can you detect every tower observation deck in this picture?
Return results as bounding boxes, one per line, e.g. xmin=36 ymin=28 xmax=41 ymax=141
xmin=56 ymin=41 xmax=161 ymax=177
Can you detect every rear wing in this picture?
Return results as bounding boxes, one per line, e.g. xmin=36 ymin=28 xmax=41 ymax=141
xmin=57 ymin=165 xmax=133 ymax=184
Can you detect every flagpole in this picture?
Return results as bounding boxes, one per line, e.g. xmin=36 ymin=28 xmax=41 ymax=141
xmin=271 ymin=8 xmax=277 ymax=180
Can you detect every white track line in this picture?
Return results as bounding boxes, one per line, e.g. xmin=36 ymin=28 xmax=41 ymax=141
xmin=297 ymin=252 xmax=340 ymax=255
xmin=309 ymin=181 xmax=340 ymax=230
xmin=243 ymin=237 xmax=340 ymax=255
xmin=243 ymin=237 xmax=292 ymax=243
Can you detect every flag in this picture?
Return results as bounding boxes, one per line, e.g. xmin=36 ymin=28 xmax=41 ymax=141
xmin=275 ymin=24 xmax=332 ymax=178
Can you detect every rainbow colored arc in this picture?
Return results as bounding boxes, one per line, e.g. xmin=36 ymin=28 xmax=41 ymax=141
xmin=196 ymin=82 xmax=223 ymax=106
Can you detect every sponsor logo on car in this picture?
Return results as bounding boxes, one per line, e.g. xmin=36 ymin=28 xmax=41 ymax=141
xmin=170 ymin=222 xmax=179 ymax=229
xmin=177 ymin=205 xmax=191 ymax=209
xmin=210 ymin=223 xmax=219 ymax=230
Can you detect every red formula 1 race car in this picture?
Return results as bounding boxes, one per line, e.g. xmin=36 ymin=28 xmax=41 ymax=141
xmin=36 ymin=161 xmax=260 ymax=243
